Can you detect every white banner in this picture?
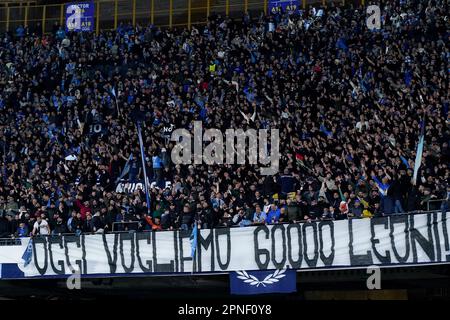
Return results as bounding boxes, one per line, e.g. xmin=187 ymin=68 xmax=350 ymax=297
xmin=6 ymin=212 xmax=450 ymax=278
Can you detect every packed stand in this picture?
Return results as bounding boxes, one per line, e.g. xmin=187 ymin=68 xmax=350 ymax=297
xmin=0 ymin=0 xmax=449 ymax=238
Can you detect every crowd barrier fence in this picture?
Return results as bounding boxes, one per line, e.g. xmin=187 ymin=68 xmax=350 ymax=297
xmin=0 ymin=209 xmax=445 ymax=246
xmin=0 ymin=0 xmax=364 ymax=34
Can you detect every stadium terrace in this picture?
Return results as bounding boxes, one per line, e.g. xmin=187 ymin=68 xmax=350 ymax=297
xmin=0 ymin=1 xmax=448 ymax=262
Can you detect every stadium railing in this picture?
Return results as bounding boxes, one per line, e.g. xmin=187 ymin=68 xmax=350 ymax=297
xmin=0 ymin=209 xmax=445 ymax=246
xmin=426 ymin=198 xmax=447 ymax=212
xmin=0 ymin=0 xmax=355 ymax=35
xmin=112 ymin=221 xmax=140 ymax=231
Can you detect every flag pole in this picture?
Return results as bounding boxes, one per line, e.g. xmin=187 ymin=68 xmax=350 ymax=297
xmin=412 ymin=116 xmax=425 ymax=186
xmin=136 ymin=122 xmax=151 ymax=215
xmin=111 ymin=87 xmax=121 ymax=117
xmin=2 ymin=140 xmax=6 ymax=183
xmin=191 ymin=222 xmax=198 ymax=275
xmin=191 ymin=245 xmax=195 ymax=275
xmin=115 ymin=99 xmax=121 ymax=118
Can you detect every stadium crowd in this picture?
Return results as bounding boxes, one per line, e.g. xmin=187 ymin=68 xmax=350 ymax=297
xmin=0 ymin=0 xmax=448 ymax=238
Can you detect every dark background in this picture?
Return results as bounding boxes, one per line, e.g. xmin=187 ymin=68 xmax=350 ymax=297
xmin=0 ymin=264 xmax=449 ymax=300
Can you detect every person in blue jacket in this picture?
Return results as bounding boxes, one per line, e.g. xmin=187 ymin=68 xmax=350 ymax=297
xmin=267 ymin=204 xmax=281 ymax=224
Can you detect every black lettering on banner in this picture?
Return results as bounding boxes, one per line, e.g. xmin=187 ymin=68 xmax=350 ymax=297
xmin=441 ymin=212 xmax=450 ymax=261
xmin=103 ymin=233 xmax=119 ymax=274
xmin=178 ymin=229 xmax=192 ymax=273
xmin=119 ymin=233 xmax=135 ymax=273
xmin=370 ymin=217 xmax=392 ymax=264
xmin=215 ymin=228 xmax=231 ymax=270
xmin=32 ymin=237 xmax=48 ymax=275
xmin=152 ymin=231 xmax=174 ymax=272
xmin=389 ymin=215 xmax=410 ymax=263
xmin=318 ymin=221 xmax=335 ymax=266
xmin=135 ymin=232 xmax=152 ymax=272
xmin=64 ymin=235 xmax=86 ymax=274
xmin=302 ymin=223 xmax=319 ymax=267
xmin=410 ymin=213 xmax=435 ymax=263
xmin=271 ymin=224 xmax=287 ymax=269
xmin=348 ymin=219 xmax=373 ymax=265
xmin=286 ymin=224 xmax=302 ymax=268
xmin=173 ymin=231 xmax=179 ymax=272
xmin=81 ymin=234 xmax=87 ymax=274
xmin=198 ymin=229 xmax=214 ymax=272
xmin=48 ymin=236 xmax=65 ymax=274
xmin=432 ymin=213 xmax=442 ymax=262
xmin=254 ymin=226 xmax=270 ymax=269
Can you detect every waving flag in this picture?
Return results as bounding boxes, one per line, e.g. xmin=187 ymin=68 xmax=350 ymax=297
xmin=116 ymin=154 xmax=132 ymax=183
xmin=111 ymin=86 xmax=121 ymax=116
xmin=21 ymin=239 xmax=33 ymax=267
xmin=320 ymin=123 xmax=333 ymax=137
xmin=400 ymin=155 xmax=410 ymax=169
xmin=190 ymin=224 xmax=198 ymax=258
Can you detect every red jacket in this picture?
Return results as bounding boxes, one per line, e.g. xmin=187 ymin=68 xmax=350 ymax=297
xmin=145 ymin=216 xmax=162 ymax=231
xmin=75 ymin=199 xmax=91 ymax=220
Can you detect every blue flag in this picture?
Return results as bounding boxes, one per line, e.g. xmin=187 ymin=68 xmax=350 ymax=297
xmin=190 ymin=225 xmax=198 ymax=258
xmin=320 ymin=123 xmax=332 ymax=137
xmin=116 ymin=154 xmax=132 ymax=183
xmin=21 ymin=239 xmax=33 ymax=267
xmin=400 ymin=155 xmax=410 ymax=169
xmin=230 ymin=269 xmax=296 ymax=295
xmin=336 ymin=37 xmax=348 ymax=52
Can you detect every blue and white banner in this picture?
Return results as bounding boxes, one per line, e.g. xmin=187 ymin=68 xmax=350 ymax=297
xmin=190 ymin=225 xmax=198 ymax=258
xmin=230 ymin=269 xmax=296 ymax=295
xmin=65 ymin=1 xmax=95 ymax=32
xmin=269 ymin=0 xmax=300 ymax=15
xmin=0 ymin=212 xmax=448 ymax=279
xmin=115 ymin=180 xmax=172 ymax=193
xmin=21 ymin=238 xmax=33 ymax=267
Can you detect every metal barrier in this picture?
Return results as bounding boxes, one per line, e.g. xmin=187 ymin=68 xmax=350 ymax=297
xmin=0 ymin=1 xmax=36 ymax=8
xmin=112 ymin=221 xmax=140 ymax=231
xmin=426 ymin=198 xmax=447 ymax=211
xmin=0 ymin=0 xmax=353 ymax=34
xmin=0 ymin=237 xmax=22 ymax=246
xmin=0 ymin=209 xmax=446 ymax=246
